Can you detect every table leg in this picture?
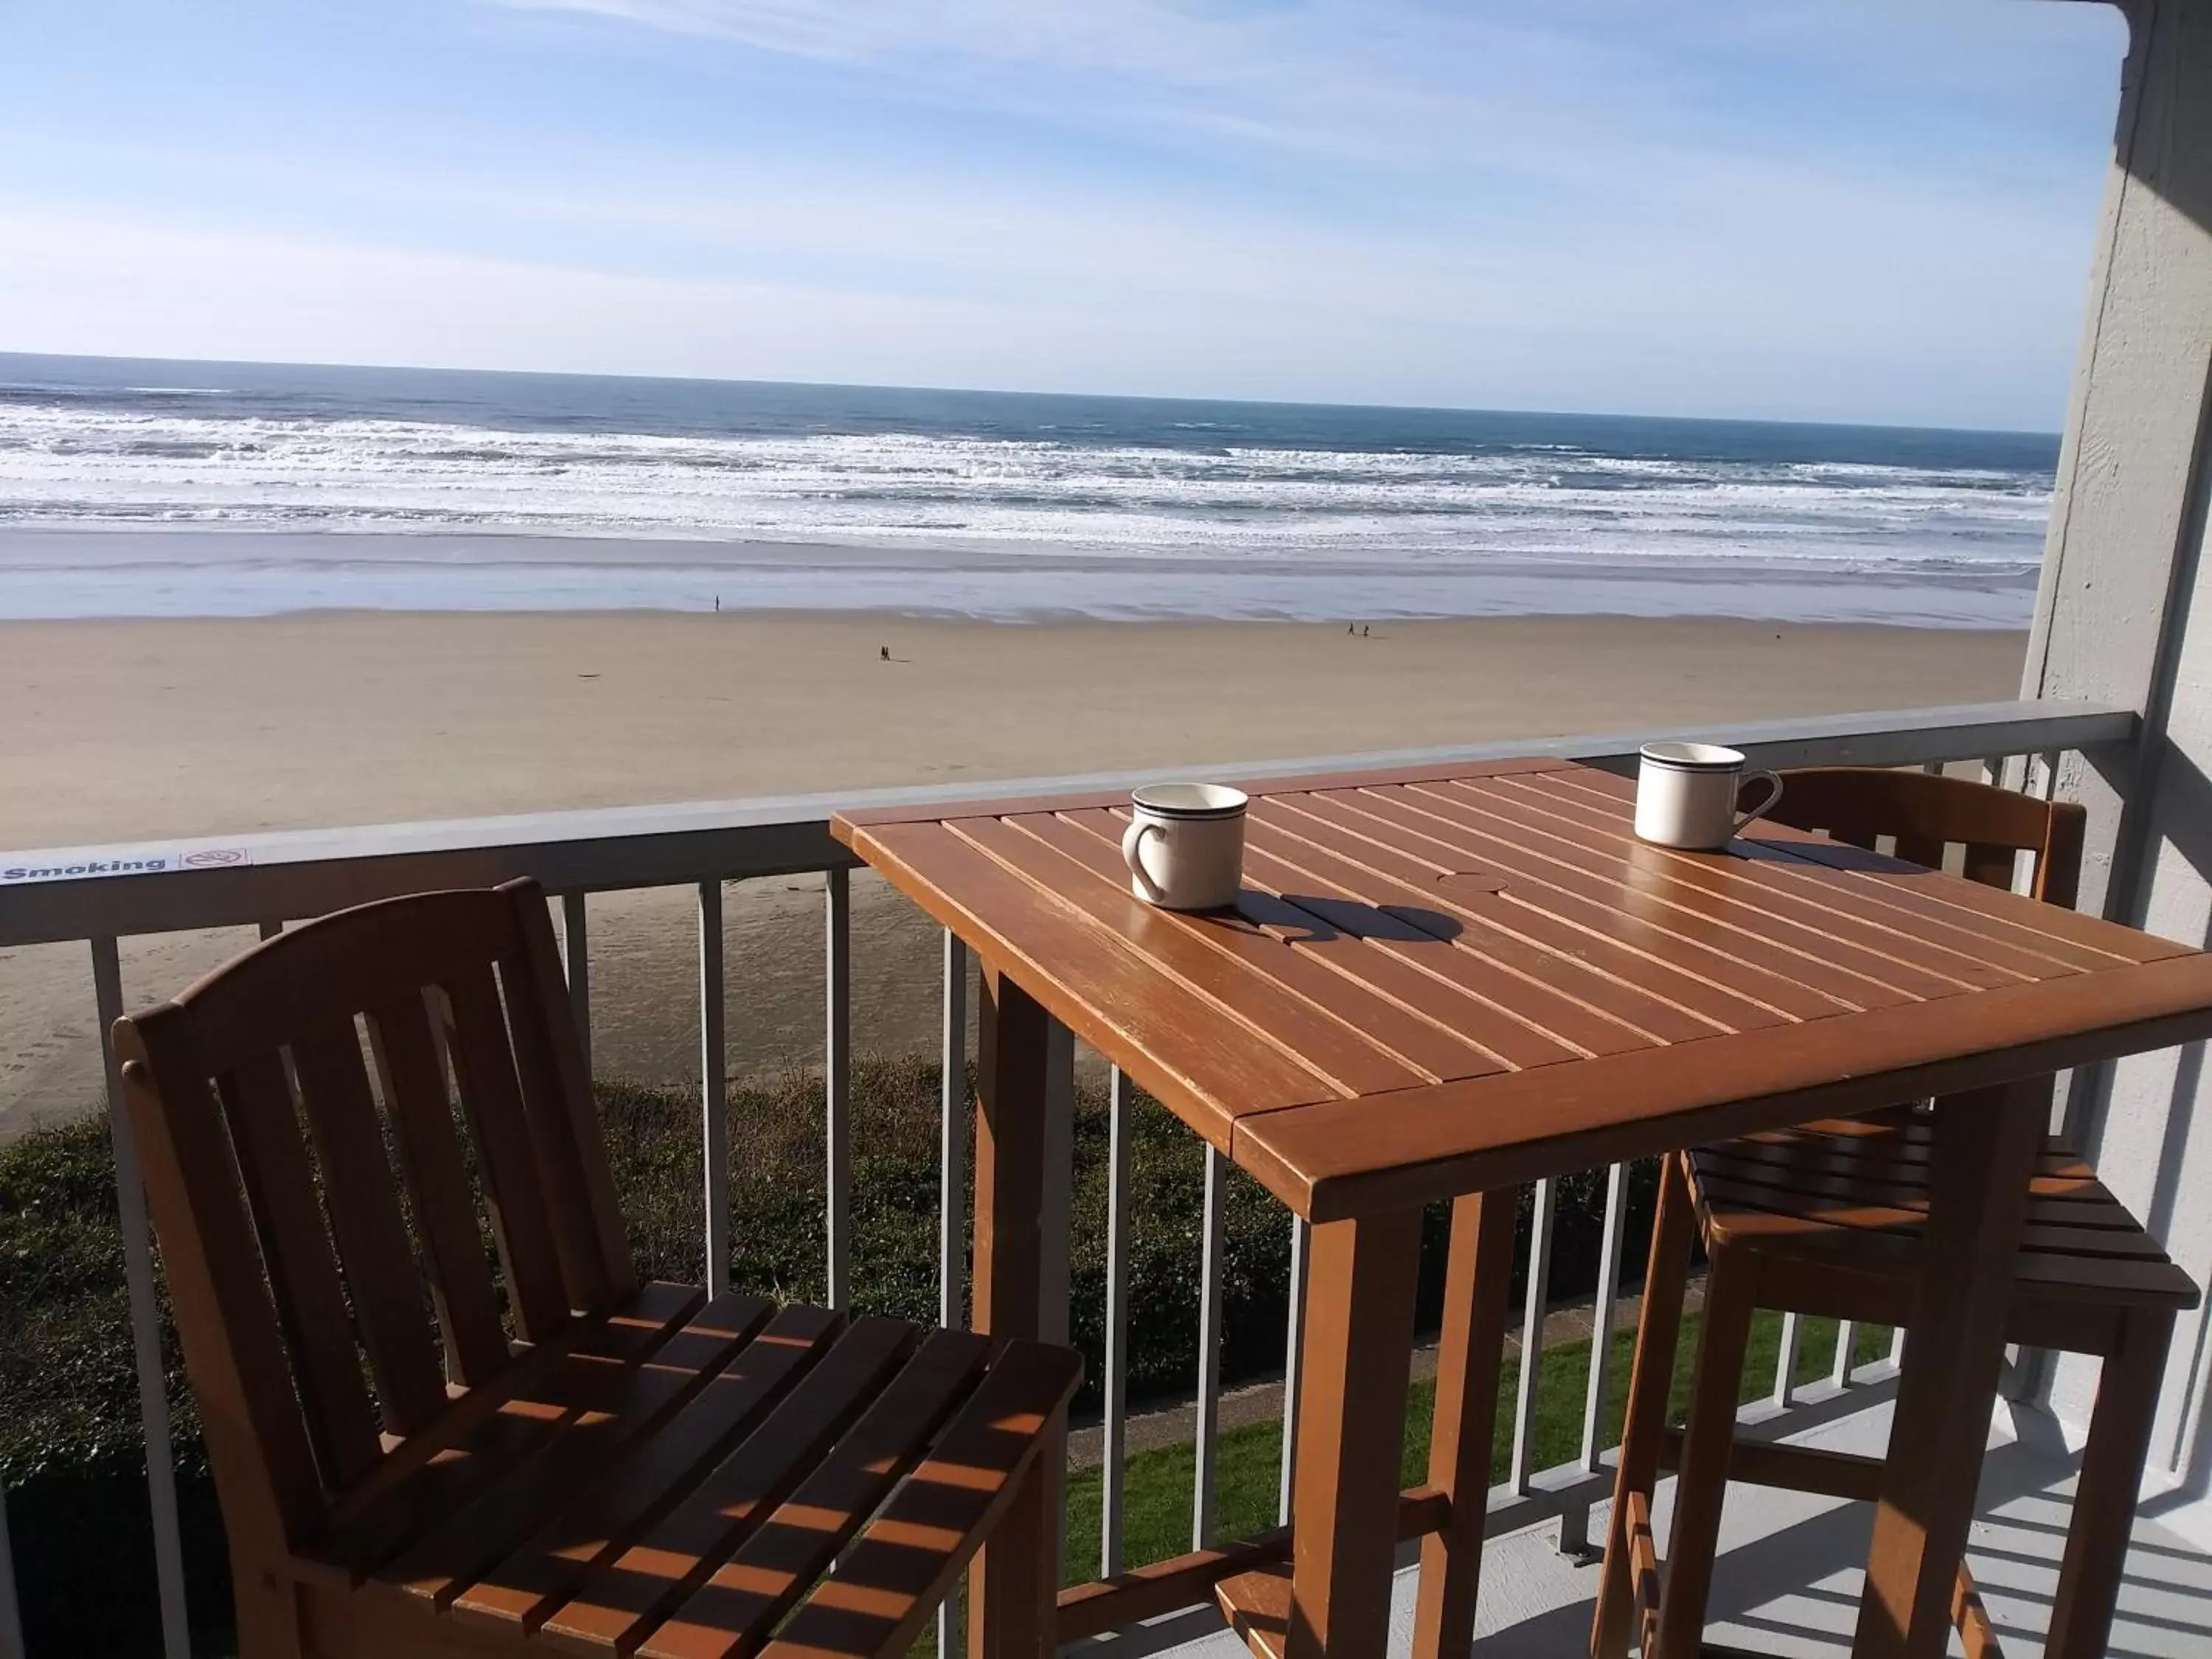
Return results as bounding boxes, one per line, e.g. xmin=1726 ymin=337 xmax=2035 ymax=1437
xmin=1412 ymin=1189 xmax=1516 ymax=1659
xmin=1591 ymin=1151 xmax=1694 ymax=1659
xmin=968 ymin=967 xmax=1052 ymax=1659
xmin=1851 ymin=1079 xmax=2045 ymax=1658
xmin=1288 ymin=1206 xmax=1423 ymax=1659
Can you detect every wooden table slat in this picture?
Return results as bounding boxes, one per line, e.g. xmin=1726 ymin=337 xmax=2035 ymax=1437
xmin=1323 ymin=783 xmax=1944 ymax=1012
xmin=1259 ymin=794 xmax=1815 ymax=1031
xmin=1523 ymin=769 xmax=2183 ymax=968
xmin=1004 ymin=812 xmax=1509 ymax=1085
xmin=1236 ymin=825 xmax=1684 ymax=1057
xmin=951 ymin=815 xmax=1436 ymax=1097
xmin=1410 ymin=779 xmax=2025 ymax=998
xmin=1049 ymin=807 xmax=1601 ymax=1068
xmin=852 ymin=821 xmax=1341 ymax=1142
xmin=1236 ymin=952 xmax=2212 ymax=1220
xmin=1470 ymin=775 xmax=2096 ymax=984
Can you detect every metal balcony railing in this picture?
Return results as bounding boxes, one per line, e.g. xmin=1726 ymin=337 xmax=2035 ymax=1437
xmin=0 ymin=697 xmax=2136 ymax=1659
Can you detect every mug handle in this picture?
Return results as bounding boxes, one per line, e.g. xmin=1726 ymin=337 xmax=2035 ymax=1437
xmin=1734 ymin=770 xmax=1785 ymax=832
xmin=1121 ymin=818 xmax=1168 ymax=902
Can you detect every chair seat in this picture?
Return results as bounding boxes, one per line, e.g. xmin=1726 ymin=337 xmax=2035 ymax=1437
xmin=1687 ymin=1115 xmax=2199 ymax=1313
xmin=293 ymin=1281 xmax=1081 ymax=1659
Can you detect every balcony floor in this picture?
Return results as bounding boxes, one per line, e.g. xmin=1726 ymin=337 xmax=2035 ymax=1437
xmin=1126 ymin=1397 xmax=2212 ymax=1659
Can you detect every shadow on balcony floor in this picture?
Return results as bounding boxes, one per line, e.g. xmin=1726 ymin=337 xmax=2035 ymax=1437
xmin=1134 ymin=1399 xmax=2212 ymax=1658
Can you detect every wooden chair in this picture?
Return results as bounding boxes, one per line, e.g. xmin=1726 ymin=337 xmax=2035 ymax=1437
xmin=1593 ymin=768 xmax=2199 ymax=1659
xmin=114 ymin=878 xmax=1080 ymax=1659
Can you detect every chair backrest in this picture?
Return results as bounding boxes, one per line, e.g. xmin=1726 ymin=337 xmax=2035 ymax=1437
xmin=1766 ymin=767 xmax=2085 ymax=908
xmin=113 ymin=878 xmax=634 ymax=1558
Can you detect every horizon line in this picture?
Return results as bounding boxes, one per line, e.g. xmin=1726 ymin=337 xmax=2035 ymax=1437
xmin=0 ymin=347 xmax=2065 ymax=442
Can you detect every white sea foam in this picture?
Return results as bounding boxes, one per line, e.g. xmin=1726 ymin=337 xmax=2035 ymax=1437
xmin=0 ymin=395 xmax=2051 ymax=623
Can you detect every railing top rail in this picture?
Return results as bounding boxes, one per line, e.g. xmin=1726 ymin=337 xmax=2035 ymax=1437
xmin=0 ymin=698 xmax=2133 ymax=948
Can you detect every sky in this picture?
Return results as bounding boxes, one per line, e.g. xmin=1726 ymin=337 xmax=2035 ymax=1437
xmin=0 ymin=1 xmax=2131 ymax=429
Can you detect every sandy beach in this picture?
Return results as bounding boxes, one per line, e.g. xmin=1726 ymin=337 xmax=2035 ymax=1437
xmin=0 ymin=611 xmax=2028 ymax=1139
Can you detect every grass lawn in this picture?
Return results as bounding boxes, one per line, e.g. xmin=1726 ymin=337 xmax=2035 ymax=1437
xmin=1062 ymin=1308 xmax=1893 ymax=1580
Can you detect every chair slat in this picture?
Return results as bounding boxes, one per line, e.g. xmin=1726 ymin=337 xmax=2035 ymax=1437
xmin=442 ymin=966 xmax=571 ymax=1341
xmin=313 ymin=1282 xmax=704 ymax=1580
xmin=758 ymin=1340 xmax=1081 ymax=1659
xmin=215 ymin=1052 xmax=384 ymax=1489
xmin=291 ymin=1021 xmax=451 ymax=1436
xmin=639 ymin=1329 xmax=994 ymax=1659
xmin=116 ymin=1014 xmax=329 ymax=1545
xmin=179 ymin=888 xmax=527 ymax=1077
xmin=1764 ymin=768 xmax=2059 ymax=858
xmin=537 ymin=1316 xmax=920 ymax=1655
xmin=381 ymin=1292 xmax=770 ymax=1610
xmin=1962 ymin=841 xmax=2017 ymax=891
xmin=453 ymin=1304 xmax=846 ymax=1634
xmin=1893 ymin=832 xmax=1947 ymax=872
xmin=366 ymin=992 xmax=512 ymax=1387
xmin=496 ymin=954 xmax=616 ymax=1314
xmin=503 ymin=883 xmax=637 ymax=1307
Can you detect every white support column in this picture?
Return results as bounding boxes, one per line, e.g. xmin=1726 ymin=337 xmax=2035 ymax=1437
xmin=2022 ymin=0 xmax=2212 ymax=1541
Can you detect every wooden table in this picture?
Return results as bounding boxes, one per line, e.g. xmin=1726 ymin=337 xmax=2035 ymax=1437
xmin=831 ymin=757 xmax=2212 ymax=1659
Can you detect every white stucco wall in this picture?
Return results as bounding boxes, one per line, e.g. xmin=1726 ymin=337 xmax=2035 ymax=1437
xmin=2025 ymin=0 xmax=2212 ymax=1546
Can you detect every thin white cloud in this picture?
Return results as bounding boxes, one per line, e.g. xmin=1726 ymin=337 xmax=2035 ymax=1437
xmin=0 ymin=1 xmax=2125 ymax=423
xmin=0 ymin=159 xmax=2084 ymax=428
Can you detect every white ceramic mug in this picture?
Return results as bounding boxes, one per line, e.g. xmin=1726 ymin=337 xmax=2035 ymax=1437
xmin=1121 ymin=783 xmax=1249 ymax=910
xmin=1633 ymin=742 xmax=1784 ymax=850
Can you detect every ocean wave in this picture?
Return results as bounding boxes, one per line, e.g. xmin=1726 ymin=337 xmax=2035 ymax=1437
xmin=0 ymin=402 xmax=2051 ymax=574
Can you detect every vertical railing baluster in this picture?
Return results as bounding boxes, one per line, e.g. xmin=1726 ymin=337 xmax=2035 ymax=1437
xmin=937 ymin=932 xmax=969 ymax=1659
xmin=939 ymin=931 xmax=968 ymax=1331
xmin=824 ymin=869 xmax=852 ymax=1310
xmin=257 ymin=919 xmax=283 ymax=942
xmin=698 ymin=883 xmax=729 ymax=1301
xmin=0 ymin=1482 xmax=23 ymax=1659
xmin=1040 ymin=1021 xmax=1076 ymax=1582
xmin=1192 ymin=1144 xmax=1228 ymax=1549
xmin=1511 ymin=1178 xmax=1558 ymax=1492
xmin=1278 ymin=1214 xmax=1310 ymax=1527
xmin=1832 ymin=1320 xmax=1859 ymax=1388
xmin=1559 ymin=1162 xmax=1630 ymax=1556
xmin=91 ymin=939 xmax=192 ymax=1659
xmin=1040 ymin=1022 xmax=1075 ymax=1343
xmin=560 ymin=892 xmax=591 ymax=1079
xmin=1101 ymin=1066 xmax=1133 ymax=1578
xmin=1773 ymin=1313 xmax=1806 ymax=1408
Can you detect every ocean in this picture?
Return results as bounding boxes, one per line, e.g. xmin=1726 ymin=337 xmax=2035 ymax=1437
xmin=0 ymin=352 xmax=2056 ymax=626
